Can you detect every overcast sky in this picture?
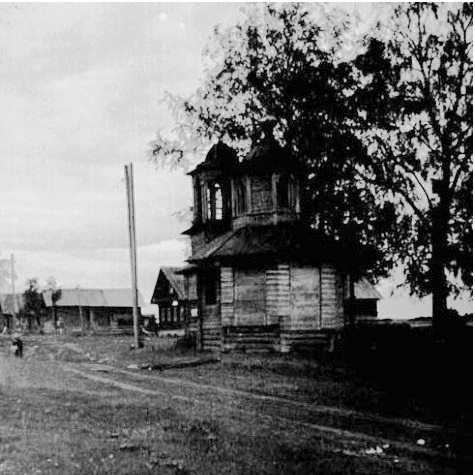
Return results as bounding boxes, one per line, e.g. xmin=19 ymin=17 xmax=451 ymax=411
xmin=0 ymin=3 xmax=470 ymax=317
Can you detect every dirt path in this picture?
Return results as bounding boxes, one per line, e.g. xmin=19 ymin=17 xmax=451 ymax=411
xmin=63 ymin=364 xmax=457 ymax=464
xmin=50 ymin=339 xmax=443 ymax=435
xmin=0 ymin=341 xmax=467 ymax=475
xmin=103 ymin=365 xmax=444 ymax=433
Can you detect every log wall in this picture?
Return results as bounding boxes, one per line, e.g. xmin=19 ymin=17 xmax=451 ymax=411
xmin=289 ymin=265 xmax=321 ymax=330
xmin=202 ymin=304 xmax=221 ymax=351
xmin=265 ymin=264 xmax=290 ymax=325
xmin=201 ymin=268 xmax=222 ymax=352
xmin=250 ymin=176 xmax=273 ymax=213
xmin=320 ymin=264 xmax=345 ymax=329
xmin=198 ymin=262 xmax=346 ymax=353
xmin=234 ymin=268 xmax=266 ymax=325
xmin=220 ymin=267 xmax=234 ymax=326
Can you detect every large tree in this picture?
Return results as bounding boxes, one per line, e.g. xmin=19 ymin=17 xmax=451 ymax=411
xmin=149 ymin=3 xmax=472 ymax=326
xmin=351 ymin=3 xmax=472 ymax=331
xmin=44 ymin=276 xmax=62 ymax=330
xmin=150 ymin=3 xmax=398 ymax=282
xmin=23 ymin=278 xmax=45 ymax=330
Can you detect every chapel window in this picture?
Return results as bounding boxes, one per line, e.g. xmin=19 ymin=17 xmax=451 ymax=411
xmin=235 ymin=178 xmax=247 ymax=215
xmin=215 ymin=183 xmax=223 ymax=220
xmin=277 ymin=175 xmax=290 ymax=208
xmin=206 ymin=182 xmax=223 ymax=221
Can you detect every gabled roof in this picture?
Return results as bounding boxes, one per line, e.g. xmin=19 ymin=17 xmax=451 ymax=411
xmin=161 ymin=266 xmax=187 ymax=300
xmin=151 ymin=266 xmax=198 ymax=303
xmin=42 ymin=289 xmax=145 ymax=308
xmin=354 ymin=277 xmax=382 ymax=300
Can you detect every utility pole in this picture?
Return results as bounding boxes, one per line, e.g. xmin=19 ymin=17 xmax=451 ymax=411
xmin=125 ymin=163 xmax=141 ymax=349
xmin=10 ymin=254 xmax=15 ymax=318
xmin=77 ymin=285 xmax=84 ymax=333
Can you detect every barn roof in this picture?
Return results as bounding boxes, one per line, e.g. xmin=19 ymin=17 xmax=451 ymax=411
xmin=354 ymin=277 xmax=382 ymax=300
xmin=42 ymin=289 xmax=145 ymax=308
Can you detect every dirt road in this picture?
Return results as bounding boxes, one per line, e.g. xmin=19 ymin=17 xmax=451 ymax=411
xmin=0 ymin=338 xmax=468 ymax=475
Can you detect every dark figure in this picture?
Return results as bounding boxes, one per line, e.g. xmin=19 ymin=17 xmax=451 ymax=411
xmin=11 ymin=333 xmax=23 ymax=358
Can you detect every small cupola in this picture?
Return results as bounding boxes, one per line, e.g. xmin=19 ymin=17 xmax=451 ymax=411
xmin=188 ymin=141 xmax=238 ymax=230
xmin=244 ymin=118 xmax=290 ymax=172
xmin=230 ymin=119 xmax=303 ymax=228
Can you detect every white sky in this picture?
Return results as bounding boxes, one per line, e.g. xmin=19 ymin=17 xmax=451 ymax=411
xmin=0 ymin=3 xmax=471 ymax=318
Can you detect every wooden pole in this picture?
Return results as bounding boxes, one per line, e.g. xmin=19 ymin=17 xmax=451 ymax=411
xmin=10 ymin=254 xmax=15 ymax=317
xmin=77 ymin=285 xmax=84 ymax=332
xmin=125 ymin=163 xmax=141 ymax=349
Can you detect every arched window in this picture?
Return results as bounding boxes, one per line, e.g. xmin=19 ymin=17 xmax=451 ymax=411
xmin=206 ymin=181 xmax=223 ymax=221
xmin=235 ymin=178 xmax=247 ymax=215
xmin=215 ymin=183 xmax=223 ymax=220
xmin=193 ymin=178 xmax=202 ymax=223
xmin=277 ymin=175 xmax=289 ymax=208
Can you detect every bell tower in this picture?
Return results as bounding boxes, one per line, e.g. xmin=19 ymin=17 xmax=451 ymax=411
xmin=184 ymin=141 xmax=238 ymax=253
xmin=230 ymin=120 xmax=302 ymax=229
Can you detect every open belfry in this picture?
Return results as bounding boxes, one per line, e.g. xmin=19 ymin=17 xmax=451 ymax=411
xmin=181 ymin=121 xmax=358 ymax=352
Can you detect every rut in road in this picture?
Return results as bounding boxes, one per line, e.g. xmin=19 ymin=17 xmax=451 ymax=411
xmin=64 ymin=365 xmax=453 ymax=463
xmin=77 ymin=361 xmax=445 ymax=435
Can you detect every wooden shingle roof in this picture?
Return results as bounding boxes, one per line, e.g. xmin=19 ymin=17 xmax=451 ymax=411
xmin=151 ymin=266 xmax=198 ymax=304
xmin=42 ymin=289 xmax=145 ymax=308
xmin=160 ymin=267 xmax=187 ymax=300
xmin=354 ymin=277 xmax=382 ymax=300
xmin=188 ymin=224 xmax=346 ymax=264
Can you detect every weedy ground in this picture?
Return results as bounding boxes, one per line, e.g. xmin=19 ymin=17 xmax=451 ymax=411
xmin=0 ymin=334 xmax=470 ymax=475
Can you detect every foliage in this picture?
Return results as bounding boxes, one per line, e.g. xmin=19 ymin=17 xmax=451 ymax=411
xmin=149 ymin=3 xmax=398 ymax=281
xmin=44 ymin=276 xmax=62 ymax=306
xmin=148 ymin=3 xmax=472 ymax=306
xmin=22 ymin=278 xmax=45 ymax=327
xmin=351 ymin=3 xmax=472 ymax=299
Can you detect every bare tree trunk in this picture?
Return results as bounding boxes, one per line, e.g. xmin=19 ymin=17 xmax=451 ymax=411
xmin=52 ymin=305 xmax=57 ymax=331
xmin=431 ymin=201 xmax=449 ymax=337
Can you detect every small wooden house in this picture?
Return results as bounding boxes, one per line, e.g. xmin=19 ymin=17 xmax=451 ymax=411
xmin=42 ymin=288 xmax=145 ymax=332
xmin=151 ymin=266 xmax=198 ymax=330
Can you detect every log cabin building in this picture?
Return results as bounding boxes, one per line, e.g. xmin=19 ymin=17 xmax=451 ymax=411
xmin=179 ymin=123 xmax=381 ymax=352
xmin=151 ymin=266 xmax=198 ymax=330
xmin=42 ymin=288 xmax=145 ymax=332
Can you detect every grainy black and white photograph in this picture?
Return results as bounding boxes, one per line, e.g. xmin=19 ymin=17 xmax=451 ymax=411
xmin=0 ymin=2 xmax=472 ymax=474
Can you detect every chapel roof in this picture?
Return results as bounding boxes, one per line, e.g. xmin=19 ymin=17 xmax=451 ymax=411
xmin=188 ymin=223 xmax=349 ymax=264
xmin=188 ymin=141 xmax=238 ymax=175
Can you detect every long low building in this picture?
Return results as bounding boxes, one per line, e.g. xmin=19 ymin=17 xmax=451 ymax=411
xmin=42 ymin=288 xmax=145 ymax=331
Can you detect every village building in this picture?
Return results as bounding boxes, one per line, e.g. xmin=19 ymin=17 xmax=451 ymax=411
xmin=353 ymin=278 xmax=382 ymax=321
xmin=42 ymin=288 xmax=144 ymax=332
xmin=0 ymin=293 xmax=24 ymax=330
xmin=151 ymin=266 xmax=198 ymax=331
xmin=179 ymin=122 xmax=381 ymax=352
